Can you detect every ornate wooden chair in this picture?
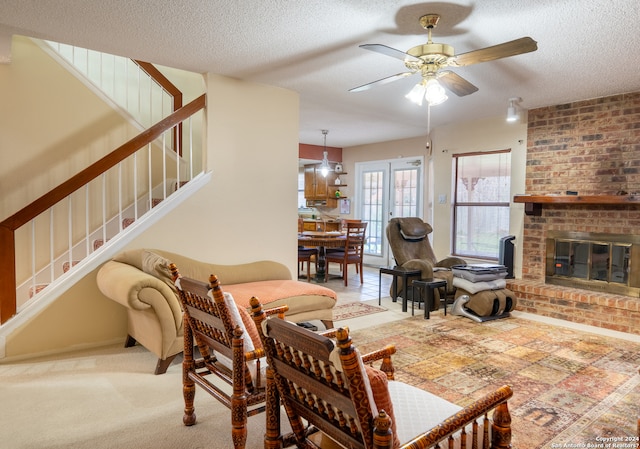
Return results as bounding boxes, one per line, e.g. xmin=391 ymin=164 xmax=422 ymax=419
xmin=325 ymin=221 xmax=367 ymax=286
xmin=170 ymin=264 xmax=288 ymax=449
xmin=251 ymin=297 xmax=513 ymax=449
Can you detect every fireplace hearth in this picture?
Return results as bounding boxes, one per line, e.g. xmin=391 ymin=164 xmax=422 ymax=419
xmin=508 ymin=93 xmax=640 ymax=335
xmin=545 ymin=231 xmax=640 ymax=297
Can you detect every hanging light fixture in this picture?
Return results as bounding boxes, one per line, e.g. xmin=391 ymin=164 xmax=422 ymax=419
xmin=405 ymin=78 xmax=448 ymax=106
xmin=506 ymin=97 xmax=522 ymax=122
xmin=320 ymin=129 xmax=331 ymax=177
xmin=424 ymin=79 xmax=448 ymax=106
xmin=405 ymin=81 xmax=426 ymax=106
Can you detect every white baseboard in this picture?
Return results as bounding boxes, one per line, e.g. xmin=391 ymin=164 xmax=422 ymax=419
xmin=512 ymin=311 xmax=640 ymax=343
xmin=0 ymin=338 xmax=125 ymax=364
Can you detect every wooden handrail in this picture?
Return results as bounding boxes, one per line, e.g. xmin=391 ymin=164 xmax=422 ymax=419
xmin=134 ymin=60 xmax=183 ymax=154
xmin=0 ymin=93 xmax=206 ymax=324
xmin=134 ymin=60 xmax=183 ymax=105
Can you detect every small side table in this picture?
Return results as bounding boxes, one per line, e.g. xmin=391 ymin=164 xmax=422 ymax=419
xmin=379 ymin=266 xmax=422 ymax=312
xmin=411 ymin=279 xmax=448 ymax=319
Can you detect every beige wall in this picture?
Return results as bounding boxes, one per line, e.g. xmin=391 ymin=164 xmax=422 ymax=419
xmin=5 ymin=268 xmax=128 ymax=357
xmin=341 ymin=115 xmax=528 ymax=276
xmin=342 ymin=135 xmax=430 ymax=219
xmin=432 ymin=115 xmax=528 ymax=276
xmin=130 ymin=74 xmax=300 ymax=267
xmin=0 ymin=36 xmax=138 ymax=221
xmin=3 ymin=45 xmax=299 ymax=359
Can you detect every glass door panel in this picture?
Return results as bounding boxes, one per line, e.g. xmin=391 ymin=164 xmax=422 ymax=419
xmin=356 ymin=158 xmax=423 ymax=266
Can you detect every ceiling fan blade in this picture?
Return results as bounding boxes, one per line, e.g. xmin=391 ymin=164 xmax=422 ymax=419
xmin=349 ymin=71 xmax=416 ymax=92
xmin=437 ymin=71 xmax=478 ymax=97
xmin=450 ymin=37 xmax=538 ymax=67
xmin=359 ymin=44 xmax=422 ymax=63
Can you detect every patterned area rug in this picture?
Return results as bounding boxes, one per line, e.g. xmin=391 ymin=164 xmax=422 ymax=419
xmin=333 ymin=301 xmax=387 ymax=321
xmin=348 ymin=314 xmax=640 ymax=449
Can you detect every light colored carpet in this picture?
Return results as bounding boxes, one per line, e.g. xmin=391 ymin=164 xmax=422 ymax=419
xmin=2 ymin=308 xmax=639 ymax=449
xmin=0 ymin=344 xmax=270 ymax=449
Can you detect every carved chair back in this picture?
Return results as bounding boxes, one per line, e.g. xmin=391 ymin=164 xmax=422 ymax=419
xmin=171 ymin=264 xmax=286 ymax=449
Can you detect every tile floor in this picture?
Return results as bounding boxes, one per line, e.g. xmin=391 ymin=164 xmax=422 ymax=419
xmin=303 ymin=263 xmax=414 ymax=331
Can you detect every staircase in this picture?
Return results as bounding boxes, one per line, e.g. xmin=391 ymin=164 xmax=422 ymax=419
xmin=21 ymin=179 xmax=187 ymax=302
xmin=0 ymin=39 xmax=207 ymax=326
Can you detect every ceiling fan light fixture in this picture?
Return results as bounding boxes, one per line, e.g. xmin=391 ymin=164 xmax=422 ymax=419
xmin=320 ymin=130 xmax=331 ymax=177
xmin=424 ymin=79 xmax=448 ymax=106
xmin=506 ymin=97 xmax=522 ymax=122
xmin=405 ymin=82 xmax=426 ymax=106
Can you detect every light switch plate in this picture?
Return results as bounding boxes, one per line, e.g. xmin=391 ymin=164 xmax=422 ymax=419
xmin=438 ymin=194 xmax=447 ymax=204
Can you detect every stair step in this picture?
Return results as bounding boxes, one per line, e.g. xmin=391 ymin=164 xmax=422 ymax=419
xmin=19 ymin=179 xmax=190 ymax=305
xmin=149 ymin=180 xmax=187 ymax=208
xmin=62 ymin=260 xmax=80 ymax=273
xmin=29 ymin=284 xmax=48 ymax=298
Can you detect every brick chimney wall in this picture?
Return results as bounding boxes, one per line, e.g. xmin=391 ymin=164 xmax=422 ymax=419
xmin=506 ymin=92 xmax=640 ymax=334
xmin=526 ymin=92 xmax=640 ymax=197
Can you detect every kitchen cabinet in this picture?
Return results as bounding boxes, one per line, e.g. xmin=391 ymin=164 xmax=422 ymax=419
xmin=301 ymin=220 xmax=341 ymax=232
xmin=304 ymin=163 xmax=347 ymax=208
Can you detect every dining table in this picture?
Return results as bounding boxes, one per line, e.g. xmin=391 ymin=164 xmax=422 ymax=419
xmin=298 ymin=230 xmax=346 ymax=282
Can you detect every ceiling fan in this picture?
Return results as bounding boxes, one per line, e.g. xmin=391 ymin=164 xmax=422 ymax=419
xmin=350 ymin=14 xmax=537 ymax=105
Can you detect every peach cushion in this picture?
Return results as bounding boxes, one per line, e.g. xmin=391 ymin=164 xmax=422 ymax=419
xmin=365 ymin=365 xmax=400 ymax=449
xmin=238 ymin=305 xmax=263 ymax=350
xmin=223 ymin=280 xmax=337 ymax=309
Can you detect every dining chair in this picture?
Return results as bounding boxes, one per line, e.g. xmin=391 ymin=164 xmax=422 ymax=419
xmin=326 ymin=219 xmax=363 ymax=257
xmin=325 ymin=221 xmax=367 ymax=286
xmin=298 ymin=247 xmax=317 ymax=282
xmin=298 ymin=217 xmax=317 ymax=281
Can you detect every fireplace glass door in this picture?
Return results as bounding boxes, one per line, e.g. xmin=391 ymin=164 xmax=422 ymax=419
xmin=609 ymin=244 xmax=630 ymax=284
xmin=553 ymin=240 xmax=630 ymax=285
xmin=546 ymin=231 xmax=638 ymax=296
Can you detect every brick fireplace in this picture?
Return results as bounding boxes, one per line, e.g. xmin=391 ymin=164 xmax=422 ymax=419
xmin=506 ymin=92 xmax=640 ymax=335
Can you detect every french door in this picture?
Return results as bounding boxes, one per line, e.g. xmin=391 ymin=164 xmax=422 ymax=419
xmin=354 ymin=157 xmax=424 ymax=266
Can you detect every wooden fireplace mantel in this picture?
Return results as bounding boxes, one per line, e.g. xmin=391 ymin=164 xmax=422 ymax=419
xmin=513 ymin=194 xmax=640 ymax=216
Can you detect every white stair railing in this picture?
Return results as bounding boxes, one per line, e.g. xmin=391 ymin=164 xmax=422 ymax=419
xmin=6 ymin=98 xmax=205 ymax=316
xmin=1 ymin=42 xmax=205 ymax=325
xmin=43 ymin=40 xmax=177 ymax=133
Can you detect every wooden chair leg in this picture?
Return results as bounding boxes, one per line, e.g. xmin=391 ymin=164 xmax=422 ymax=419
xmin=231 ymin=328 xmax=248 ymax=449
xmin=321 ymin=319 xmax=334 ymax=330
xmin=182 ymin=316 xmax=197 ymax=426
xmin=264 ymin=368 xmax=283 ymax=449
xmin=124 ymin=334 xmax=137 ymax=348
xmin=343 ymin=264 xmax=348 ymax=286
xmin=155 ymin=354 xmax=178 ymax=375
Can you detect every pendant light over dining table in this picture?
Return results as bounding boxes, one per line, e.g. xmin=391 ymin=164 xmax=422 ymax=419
xmin=320 ymin=129 xmax=331 ymax=177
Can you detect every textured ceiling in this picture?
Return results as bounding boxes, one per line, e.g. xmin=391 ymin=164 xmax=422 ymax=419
xmin=1 ymin=0 xmax=640 ymax=148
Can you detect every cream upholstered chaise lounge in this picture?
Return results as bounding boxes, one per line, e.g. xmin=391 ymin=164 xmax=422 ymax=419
xmin=96 ymin=248 xmax=337 ymax=374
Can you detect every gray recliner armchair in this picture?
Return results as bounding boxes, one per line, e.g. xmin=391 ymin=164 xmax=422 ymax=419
xmin=386 ymin=217 xmax=466 ymax=309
